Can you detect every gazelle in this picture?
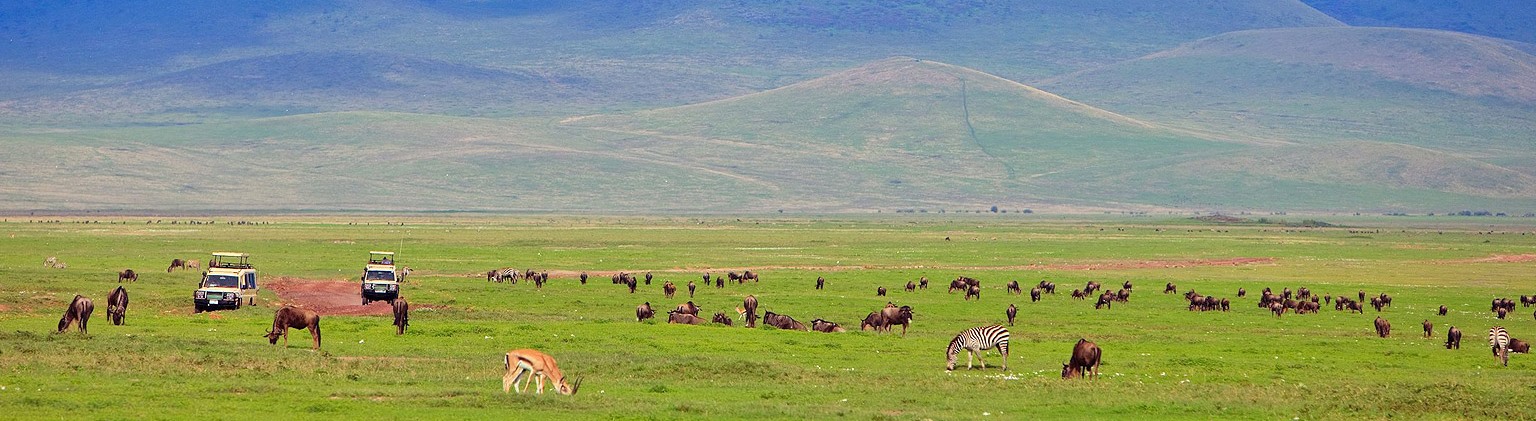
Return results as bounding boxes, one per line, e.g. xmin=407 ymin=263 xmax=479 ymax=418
xmin=503 ymin=349 xmax=582 ymax=395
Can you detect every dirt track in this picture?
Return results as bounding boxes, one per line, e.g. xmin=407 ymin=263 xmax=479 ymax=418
xmin=265 ymin=277 xmax=395 ymax=316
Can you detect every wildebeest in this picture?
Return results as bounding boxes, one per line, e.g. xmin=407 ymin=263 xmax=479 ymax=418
xmin=860 ymin=311 xmax=881 ymax=331
xmin=1438 ymin=305 xmax=1448 ymax=316
xmin=1006 ymin=280 xmax=1021 ymax=295
xmin=57 ymin=295 xmax=94 ymax=334
xmin=1005 ymin=304 xmax=1017 ymax=326
xmin=949 ymin=278 xmax=967 ymax=293
xmin=503 ymin=349 xmax=582 ymax=395
xmin=711 ymin=312 xmax=734 ymax=326
xmin=877 ymin=305 xmax=914 ymax=336
xmin=714 ymin=276 xmax=724 ymax=288
xmin=167 ymin=258 xmax=185 ymax=272
xmin=579 ymin=272 xmax=588 ymax=284
xmin=965 ymin=285 xmax=980 ymax=301
xmin=810 ymin=318 xmax=845 ymax=333
xmin=1373 ymin=317 xmax=1391 ymax=338
xmin=742 ymin=270 xmax=759 ymax=283
xmin=487 ymin=270 xmax=502 ymax=282
xmin=1422 ymin=319 xmax=1432 ymax=338
xmin=1071 ymin=289 xmax=1086 ymax=300
xmin=762 ymin=311 xmax=808 ymax=331
xmin=1497 ymin=307 xmax=1509 ymax=319
xmin=877 ymin=286 xmax=887 ymax=296
xmin=264 ymin=306 xmax=322 ymax=349
xmin=636 ymin=302 xmax=655 ymax=322
xmin=644 ymin=272 xmax=652 ymax=285
xmin=1446 ymin=326 xmax=1462 ymax=349
xmin=1037 ymin=280 xmax=1055 ymax=294
xmin=1164 ymin=283 xmax=1177 ymax=294
xmin=687 ymin=281 xmax=696 ymax=298
xmin=1358 ymin=290 xmax=1366 ymax=303
xmin=106 ymin=286 xmax=128 ymax=326
xmin=905 ymin=281 xmax=916 ymax=292
xmin=1030 ymin=287 xmax=1041 ymax=302
xmin=1237 ymin=287 xmax=1246 ymax=298
xmin=667 ymin=311 xmax=706 ymax=325
xmin=1062 ymin=338 xmax=1102 ymax=380
xmin=815 ymin=276 xmax=825 ymax=290
xmin=1095 ymin=292 xmax=1113 ymax=310
xmin=742 ymin=295 xmax=759 ymax=327
xmin=1523 ymin=295 xmax=1535 ymax=307
xmin=1122 ymin=281 xmax=1133 ymax=290
xmin=118 ymin=269 xmax=137 ymax=283
xmin=1512 ymin=338 xmax=1531 ymax=354
xmin=663 ymin=281 xmax=676 ymax=299
xmin=672 ymin=301 xmax=700 ymax=317
xmin=392 ymin=298 xmax=410 ymax=335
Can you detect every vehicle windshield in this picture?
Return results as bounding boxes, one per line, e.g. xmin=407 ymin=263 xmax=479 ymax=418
xmin=203 ymin=275 xmax=239 ymax=288
xmin=365 ymin=270 xmax=395 ymax=281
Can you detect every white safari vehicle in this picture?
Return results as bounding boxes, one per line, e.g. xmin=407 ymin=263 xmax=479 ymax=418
xmin=194 ymin=252 xmax=258 ymax=312
xmin=361 ymin=251 xmax=400 ymax=305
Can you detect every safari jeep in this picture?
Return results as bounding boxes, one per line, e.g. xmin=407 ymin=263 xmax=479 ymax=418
xmin=193 ymin=252 xmax=258 ymax=312
xmin=361 ymin=251 xmax=400 ymax=305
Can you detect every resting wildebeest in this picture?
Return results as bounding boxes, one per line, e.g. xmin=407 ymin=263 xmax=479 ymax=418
xmin=636 ymin=302 xmax=655 ymax=322
xmin=503 ymin=349 xmax=582 ymax=395
xmin=1374 ymin=317 xmax=1391 ymax=338
xmin=1422 ymin=319 xmax=1432 ymax=339
xmin=742 ymin=295 xmax=759 ymax=327
xmin=877 ymin=286 xmax=887 ymax=296
xmin=762 ymin=311 xmax=808 ymax=331
xmin=393 ymin=298 xmax=410 ymax=335
xmin=1438 ymin=305 xmax=1448 ymax=316
xmin=1007 ymin=280 xmax=1021 ymax=295
xmin=1062 ymin=338 xmax=1102 ymax=380
xmin=1030 ymin=287 xmax=1041 ymax=302
xmin=1511 ymin=338 xmax=1531 ymax=354
xmin=118 ymin=269 xmax=137 ymax=283
xmin=1446 ymin=326 xmax=1462 ymax=349
xmin=265 ymin=306 xmax=322 ymax=349
xmin=672 ymin=301 xmax=700 ymax=317
xmin=167 ymin=258 xmax=185 ymax=272
xmin=810 ymin=318 xmax=845 ymax=333
xmin=1005 ymin=304 xmax=1017 ymax=326
xmin=107 ymin=286 xmax=128 ymax=326
xmin=667 ymin=311 xmax=706 ymax=325
xmin=711 ymin=312 xmax=734 ymax=326
xmin=57 ymin=295 xmax=94 ymax=334
xmin=663 ymin=281 xmax=676 ymax=299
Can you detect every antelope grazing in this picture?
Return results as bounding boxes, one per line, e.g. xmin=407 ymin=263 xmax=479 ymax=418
xmin=118 ymin=269 xmax=137 ymax=283
xmin=392 ymin=298 xmax=410 ymax=335
xmin=503 ymin=349 xmax=582 ymax=395
xmin=644 ymin=272 xmax=652 ymax=285
xmin=877 ymin=305 xmax=914 ymax=336
xmin=636 ymin=302 xmax=655 ymax=322
xmin=264 ymin=306 xmax=322 ymax=349
xmin=1062 ymin=338 xmax=1102 ymax=380
xmin=106 ymin=286 xmax=128 ymax=326
xmin=1037 ymin=280 xmax=1055 ymax=294
xmin=1005 ymin=304 xmax=1017 ymax=326
xmin=57 ymin=295 xmax=94 ymax=334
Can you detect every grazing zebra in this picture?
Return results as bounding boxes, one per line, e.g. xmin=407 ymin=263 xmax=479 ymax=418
xmin=1490 ymin=326 xmax=1511 ymax=367
xmin=945 ymin=325 xmax=1009 ymax=371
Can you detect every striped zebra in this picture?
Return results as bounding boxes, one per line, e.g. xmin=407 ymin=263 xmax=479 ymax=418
xmin=1490 ymin=326 xmax=1511 ymax=366
xmin=946 ymin=325 xmax=1009 ymax=371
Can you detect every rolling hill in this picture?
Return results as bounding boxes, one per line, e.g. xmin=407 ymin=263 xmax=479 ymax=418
xmin=1302 ymin=0 xmax=1536 ymax=44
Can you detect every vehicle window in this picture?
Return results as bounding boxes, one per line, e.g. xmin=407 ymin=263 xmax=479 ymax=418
xmin=204 ymin=275 xmax=239 ymax=288
xmin=365 ymin=270 xmax=395 ymax=281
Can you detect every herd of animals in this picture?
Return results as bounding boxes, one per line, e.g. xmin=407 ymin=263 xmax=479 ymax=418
xmin=44 ymin=256 xmax=1532 ymax=398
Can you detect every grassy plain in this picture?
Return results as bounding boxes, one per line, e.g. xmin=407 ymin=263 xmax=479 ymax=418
xmin=2 ymin=215 xmax=1535 ymax=419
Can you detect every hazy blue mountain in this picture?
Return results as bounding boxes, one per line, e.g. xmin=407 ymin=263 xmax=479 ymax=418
xmin=1302 ymin=0 xmax=1536 ymax=44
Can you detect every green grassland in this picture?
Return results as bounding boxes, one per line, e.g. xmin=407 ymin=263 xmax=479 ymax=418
xmin=2 ymin=215 xmax=1535 ymax=419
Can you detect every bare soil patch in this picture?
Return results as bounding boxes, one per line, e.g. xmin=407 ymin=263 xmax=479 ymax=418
xmin=266 ymin=277 xmax=395 ymax=316
xmin=1447 ymin=254 xmax=1536 ymax=264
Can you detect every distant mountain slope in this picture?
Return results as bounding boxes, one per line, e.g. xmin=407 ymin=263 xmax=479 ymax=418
xmin=1042 ymin=27 xmax=1536 ymax=160
xmin=1302 ymin=0 xmax=1536 ymax=44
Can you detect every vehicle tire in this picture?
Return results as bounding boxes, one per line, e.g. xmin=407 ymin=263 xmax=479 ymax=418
xmin=194 ymin=305 xmax=204 ymax=313
xmin=362 ymin=298 xmax=369 ymax=306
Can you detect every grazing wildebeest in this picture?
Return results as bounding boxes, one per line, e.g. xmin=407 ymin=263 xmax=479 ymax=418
xmin=1084 ymin=281 xmax=1101 ymax=295
xmin=626 ymin=277 xmax=637 ymax=294
xmin=503 ymin=349 xmax=582 ymax=395
xmin=727 ymin=272 xmax=741 ymax=282
xmin=1164 ymin=283 xmax=1177 ymax=294
xmin=1122 ymin=281 xmax=1133 ymax=290
xmin=644 ymin=272 xmax=652 ymax=285
xmin=1446 ymin=326 xmax=1462 ymax=349
xmin=1523 ymin=295 xmax=1535 ymax=307
xmin=742 ymin=295 xmax=759 ymax=327
xmin=860 ymin=311 xmax=882 ymax=331
xmin=636 ymin=302 xmax=655 ymax=322
xmin=1071 ymin=289 xmax=1086 ymax=300
xmin=1007 ymin=280 xmax=1021 ymax=295
xmin=392 ymin=298 xmax=410 ymax=335
xmin=1270 ymin=302 xmax=1285 ymax=317
xmin=264 ymin=306 xmax=322 ymax=349
xmin=488 ymin=270 xmax=502 ymax=283
xmin=1497 ymin=307 xmax=1509 ymax=319
xmin=949 ymin=278 xmax=967 ymax=294
xmin=1370 ymin=296 xmax=1385 ymax=312
xmin=810 ymin=318 xmax=845 ymax=333
xmin=687 ymin=281 xmax=696 ymax=298
xmin=1438 ymin=305 xmax=1448 ymax=316
xmin=672 ymin=301 xmax=700 ymax=317
xmin=905 ymin=281 xmax=916 ymax=292
xmin=1511 ymin=338 xmax=1531 ymax=354
xmin=1005 ymin=304 xmax=1017 ymax=326
xmin=877 ymin=286 xmax=887 ymax=296
xmin=1422 ymin=319 xmax=1432 ymax=338
xmin=57 ymin=295 xmax=94 ymax=334
xmin=816 ymin=276 xmax=825 ymax=290
xmin=743 ymin=270 xmax=759 ymax=283
xmin=667 ymin=311 xmax=706 ymax=325
xmin=1062 ymin=338 xmax=1102 ymax=379
xmin=919 ymin=277 xmax=929 ymax=290
xmin=1038 ymin=280 xmax=1055 ymax=294
xmin=1237 ymin=287 xmax=1246 ymax=298
xmin=1095 ymin=293 xmax=1113 ymax=310
xmin=118 ymin=269 xmax=137 ymax=283
xmin=1220 ymin=298 xmax=1231 ymax=312
xmin=762 ymin=311 xmax=807 ymax=331
xmin=1373 ymin=317 xmax=1391 ymax=338
xmin=579 ymin=272 xmax=587 ymax=284
xmin=1379 ymin=293 xmax=1392 ymax=308
xmin=1030 ymin=287 xmax=1041 ymax=302
xmin=167 ymin=258 xmax=185 ymax=272
xmin=711 ymin=312 xmax=734 ymax=326
xmin=965 ymin=285 xmax=981 ymax=301
xmin=714 ymin=276 xmax=724 ymax=288
xmin=106 ymin=287 xmax=128 ymax=326
xmin=663 ymin=281 xmax=676 ymax=299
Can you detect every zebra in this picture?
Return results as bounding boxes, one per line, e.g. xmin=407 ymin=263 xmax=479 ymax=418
xmin=945 ymin=325 xmax=1009 ymax=371
xmin=1490 ymin=326 xmax=1512 ymax=366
